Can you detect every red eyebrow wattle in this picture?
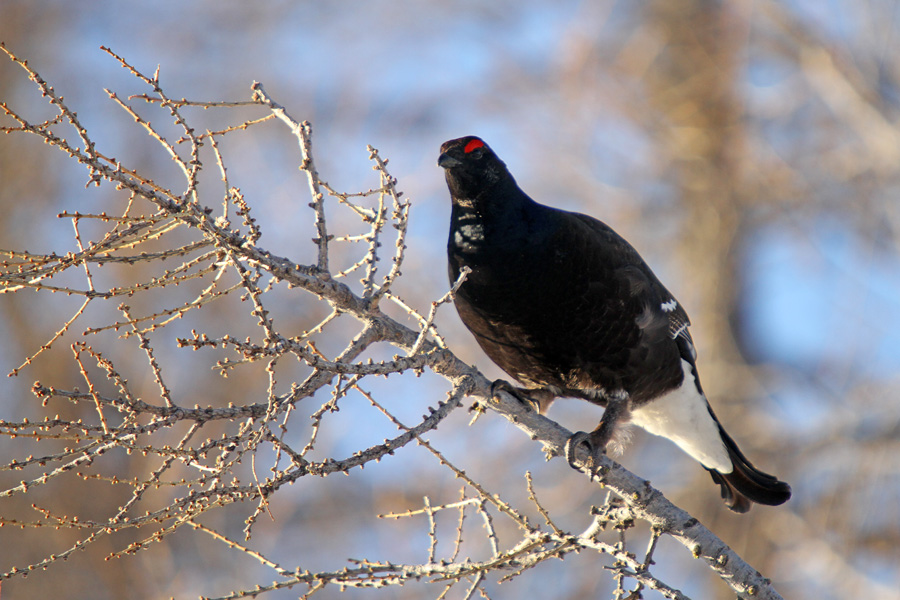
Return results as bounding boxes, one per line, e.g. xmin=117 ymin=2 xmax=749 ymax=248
xmin=464 ymin=139 xmax=485 ymax=153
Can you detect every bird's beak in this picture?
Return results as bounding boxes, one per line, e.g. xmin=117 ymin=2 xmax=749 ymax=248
xmin=438 ymin=153 xmax=462 ymax=169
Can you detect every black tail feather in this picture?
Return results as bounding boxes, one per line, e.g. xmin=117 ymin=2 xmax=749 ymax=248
xmin=706 ymin=409 xmax=792 ymax=513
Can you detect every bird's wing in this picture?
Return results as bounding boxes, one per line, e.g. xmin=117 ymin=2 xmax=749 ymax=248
xmin=560 ymin=212 xmax=695 ymax=397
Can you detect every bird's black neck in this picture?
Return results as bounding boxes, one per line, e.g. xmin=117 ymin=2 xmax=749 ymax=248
xmin=448 ymin=178 xmax=544 ymax=257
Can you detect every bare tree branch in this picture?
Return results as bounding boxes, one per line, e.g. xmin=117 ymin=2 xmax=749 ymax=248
xmin=0 ymin=43 xmax=787 ymax=599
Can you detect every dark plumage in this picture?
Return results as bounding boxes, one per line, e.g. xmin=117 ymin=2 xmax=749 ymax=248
xmin=439 ymin=135 xmax=791 ymax=513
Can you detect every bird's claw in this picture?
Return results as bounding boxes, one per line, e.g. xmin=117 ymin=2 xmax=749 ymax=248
xmin=565 ymin=430 xmax=606 ymax=480
xmin=490 ymin=379 xmax=541 ymax=413
xmin=564 ymin=430 xmax=593 ymax=469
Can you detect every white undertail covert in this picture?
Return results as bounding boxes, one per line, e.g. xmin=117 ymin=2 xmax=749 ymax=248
xmin=628 ymin=360 xmax=732 ymax=473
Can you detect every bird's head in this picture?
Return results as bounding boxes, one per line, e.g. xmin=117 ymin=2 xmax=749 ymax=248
xmin=438 ymin=136 xmax=510 ymax=202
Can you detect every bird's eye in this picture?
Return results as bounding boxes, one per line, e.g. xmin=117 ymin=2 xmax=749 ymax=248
xmin=464 ymin=139 xmax=485 ymax=154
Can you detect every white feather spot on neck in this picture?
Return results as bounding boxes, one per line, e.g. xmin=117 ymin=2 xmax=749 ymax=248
xmin=661 ymin=299 xmax=678 ymax=312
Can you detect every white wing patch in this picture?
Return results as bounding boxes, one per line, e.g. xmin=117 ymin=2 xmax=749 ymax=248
xmin=661 ymin=299 xmax=678 ymax=312
xmin=628 ymin=360 xmax=731 ymax=473
xmin=671 ymin=320 xmax=689 ymax=340
xmin=665 ymin=303 xmax=695 ymax=359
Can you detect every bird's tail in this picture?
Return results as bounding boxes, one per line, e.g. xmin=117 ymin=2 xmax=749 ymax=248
xmin=706 ymin=415 xmax=792 ymax=513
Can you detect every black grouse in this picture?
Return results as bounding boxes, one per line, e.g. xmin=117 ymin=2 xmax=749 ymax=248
xmin=439 ymin=135 xmax=791 ymax=513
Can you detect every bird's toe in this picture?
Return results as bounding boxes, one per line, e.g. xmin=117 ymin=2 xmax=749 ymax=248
xmin=565 ymin=430 xmax=595 ymax=470
xmin=565 ymin=430 xmax=610 ymax=480
xmin=490 ymin=379 xmax=541 ymax=413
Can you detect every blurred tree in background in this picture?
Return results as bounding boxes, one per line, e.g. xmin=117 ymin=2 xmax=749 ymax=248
xmin=1 ymin=1 xmax=898 ymax=599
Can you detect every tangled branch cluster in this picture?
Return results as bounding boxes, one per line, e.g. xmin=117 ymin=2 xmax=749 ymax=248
xmin=0 ymin=44 xmax=783 ymax=600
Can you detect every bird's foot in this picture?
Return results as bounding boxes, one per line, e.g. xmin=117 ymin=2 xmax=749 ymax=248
xmin=565 ymin=392 xmax=629 ymax=479
xmin=565 ymin=430 xmax=609 ymax=480
xmin=490 ymin=379 xmax=543 ymax=413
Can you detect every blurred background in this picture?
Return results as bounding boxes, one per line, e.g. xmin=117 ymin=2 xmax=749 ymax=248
xmin=1 ymin=1 xmax=899 ymax=598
